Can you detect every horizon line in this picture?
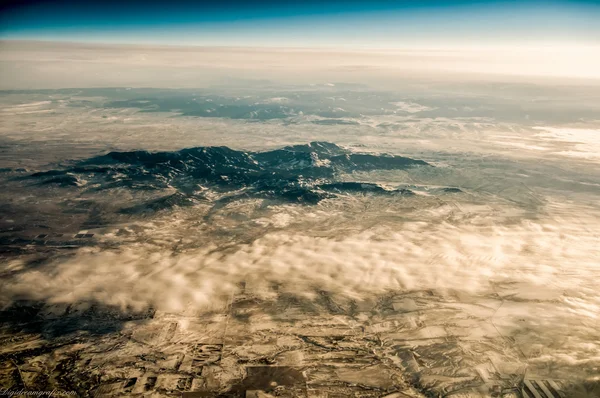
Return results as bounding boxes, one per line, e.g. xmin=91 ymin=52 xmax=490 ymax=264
xmin=3 ymin=38 xmax=600 ymax=53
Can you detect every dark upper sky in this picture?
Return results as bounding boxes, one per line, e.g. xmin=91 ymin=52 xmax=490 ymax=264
xmin=1 ymin=0 xmax=599 ymax=47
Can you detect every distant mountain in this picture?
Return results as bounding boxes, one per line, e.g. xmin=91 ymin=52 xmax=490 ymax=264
xmin=29 ymin=142 xmax=430 ymax=211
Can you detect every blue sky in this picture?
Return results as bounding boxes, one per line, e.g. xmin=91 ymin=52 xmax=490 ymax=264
xmin=1 ymin=0 xmax=599 ymax=47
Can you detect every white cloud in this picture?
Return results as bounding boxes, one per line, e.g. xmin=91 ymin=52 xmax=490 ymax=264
xmin=390 ymin=101 xmax=435 ymax=113
xmin=534 ymin=126 xmax=600 ymax=162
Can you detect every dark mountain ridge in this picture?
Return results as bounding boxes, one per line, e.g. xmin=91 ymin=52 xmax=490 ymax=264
xmin=29 ymin=142 xmax=431 ymax=209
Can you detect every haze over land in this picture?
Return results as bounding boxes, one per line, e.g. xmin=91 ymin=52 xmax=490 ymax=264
xmin=1 ymin=40 xmax=600 ymax=90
